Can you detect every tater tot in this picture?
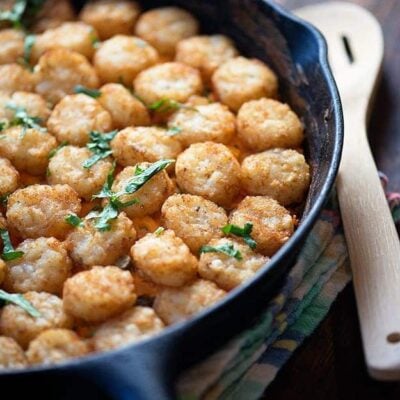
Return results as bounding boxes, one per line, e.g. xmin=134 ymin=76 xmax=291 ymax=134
xmin=111 ymin=127 xmax=182 ymax=167
xmin=98 ymin=83 xmax=150 ymax=128
xmin=175 ymin=35 xmax=238 ymax=83
xmin=0 ymin=29 xmax=24 ymax=65
xmin=237 ymin=98 xmax=304 ymax=151
xmin=92 ymin=307 xmax=164 ymax=351
xmin=241 ymin=149 xmax=310 ymax=205
xmin=26 ymin=329 xmax=90 ymax=365
xmin=212 ymin=57 xmax=278 ymax=112
xmin=112 ymin=164 xmax=174 ymax=218
xmin=154 ymin=279 xmax=226 ymax=325
xmin=161 ymin=194 xmax=228 ymax=253
xmin=199 ymin=238 xmax=269 ymax=290
xmin=131 ymin=229 xmax=198 ymax=287
xmin=229 ymin=196 xmax=294 ymax=256
xmin=34 ymin=49 xmax=99 ymax=104
xmin=31 ymin=22 xmax=99 ymax=62
xmin=3 ymin=237 xmax=72 ymax=295
xmin=93 ymin=35 xmax=159 ymax=86
xmin=0 ymin=64 xmax=35 ymax=93
xmin=6 ymin=91 xmax=51 ymax=122
xmin=0 ymin=336 xmax=27 ymax=369
xmin=80 ymin=0 xmax=141 ymax=40
xmin=175 ymin=142 xmax=241 ymax=207
xmin=0 ymin=291 xmax=73 ymax=348
xmin=0 ymin=127 xmax=57 ymax=175
xmin=66 ymin=213 xmax=136 ymax=268
xmin=48 ymin=146 xmax=113 ymax=200
xmin=6 ymin=184 xmax=81 ymax=240
xmin=0 ymin=157 xmax=19 ymax=196
xmin=134 ymin=62 xmax=203 ymax=105
xmin=135 ymin=7 xmax=199 ymax=57
xmin=31 ymin=0 xmax=76 ymax=33
xmin=167 ymin=102 xmax=236 ymax=147
xmin=63 ymin=266 xmax=136 ymax=323
xmin=47 ymin=94 xmax=113 ymax=146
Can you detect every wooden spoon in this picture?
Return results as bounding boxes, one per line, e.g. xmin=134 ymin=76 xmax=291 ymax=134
xmin=295 ymin=2 xmax=400 ymax=380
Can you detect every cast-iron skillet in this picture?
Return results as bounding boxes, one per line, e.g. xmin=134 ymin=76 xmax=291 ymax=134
xmin=0 ymin=1 xmax=343 ymax=399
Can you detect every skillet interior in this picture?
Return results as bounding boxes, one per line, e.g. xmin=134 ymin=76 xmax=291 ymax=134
xmin=0 ymin=1 xmax=343 ymax=399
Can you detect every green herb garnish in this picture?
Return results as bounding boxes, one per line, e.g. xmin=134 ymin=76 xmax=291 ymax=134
xmin=0 ymin=0 xmax=27 ymax=28
xmin=119 ymin=159 xmax=174 ymax=196
xmin=0 ymin=229 xmax=24 ymax=261
xmin=21 ymin=34 xmax=35 ymax=70
xmin=0 ymin=0 xmax=45 ymax=29
xmin=0 ymin=120 xmax=8 ymax=132
xmin=148 ymin=98 xmax=183 ymax=113
xmin=0 ymin=194 xmax=9 ymax=206
xmin=48 ymin=141 xmax=68 ymax=159
xmin=0 ymin=290 xmax=41 ymax=318
xmin=74 ymin=85 xmax=102 ymax=99
xmin=65 ymin=214 xmax=84 ymax=228
xmin=222 ymin=223 xmax=257 ymax=249
xmin=90 ymin=29 xmax=100 ymax=49
xmin=154 ymin=227 xmax=165 ymax=236
xmin=6 ymin=103 xmax=46 ymax=137
xmin=200 ymin=243 xmax=243 ymax=260
xmin=83 ymin=130 xmax=118 ymax=168
xmin=166 ymin=126 xmax=182 ymax=136
xmin=91 ymin=160 xmax=173 ymax=231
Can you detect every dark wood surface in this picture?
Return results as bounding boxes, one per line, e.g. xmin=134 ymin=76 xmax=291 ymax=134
xmin=263 ymin=0 xmax=400 ymax=398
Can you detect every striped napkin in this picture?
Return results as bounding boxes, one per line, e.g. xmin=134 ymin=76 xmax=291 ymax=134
xmin=178 ymin=179 xmax=400 ymax=400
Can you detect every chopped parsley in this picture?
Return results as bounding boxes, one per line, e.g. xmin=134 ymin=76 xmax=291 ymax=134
xmin=0 ymin=120 xmax=8 ymax=132
xmin=83 ymin=130 xmax=118 ymax=168
xmin=90 ymin=29 xmax=100 ymax=49
xmin=0 ymin=0 xmax=45 ymax=29
xmin=154 ymin=227 xmax=165 ymax=236
xmin=200 ymin=242 xmax=243 ymax=260
xmin=48 ymin=141 xmax=68 ymax=159
xmin=0 ymin=290 xmax=41 ymax=318
xmin=0 ymin=0 xmax=27 ymax=28
xmin=65 ymin=214 xmax=83 ymax=228
xmin=74 ymin=85 xmax=102 ymax=99
xmin=90 ymin=159 xmax=173 ymax=231
xmin=0 ymin=229 xmax=24 ymax=261
xmin=6 ymin=103 xmax=46 ymax=137
xmin=120 ymin=159 xmax=174 ymax=196
xmin=222 ymin=223 xmax=257 ymax=250
xmin=148 ymin=98 xmax=192 ymax=113
xmin=21 ymin=34 xmax=35 ymax=70
xmin=166 ymin=126 xmax=182 ymax=136
xmin=0 ymin=193 xmax=9 ymax=206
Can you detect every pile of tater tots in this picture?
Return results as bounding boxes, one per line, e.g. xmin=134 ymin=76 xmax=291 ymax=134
xmin=0 ymin=0 xmax=310 ymax=369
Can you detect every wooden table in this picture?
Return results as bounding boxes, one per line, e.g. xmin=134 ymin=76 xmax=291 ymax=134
xmin=263 ymin=0 xmax=400 ymax=398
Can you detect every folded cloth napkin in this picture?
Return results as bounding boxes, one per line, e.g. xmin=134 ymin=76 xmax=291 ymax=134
xmin=178 ymin=180 xmax=400 ymax=400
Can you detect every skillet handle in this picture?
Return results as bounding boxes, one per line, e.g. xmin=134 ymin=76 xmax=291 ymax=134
xmin=79 ymin=343 xmax=177 ymax=400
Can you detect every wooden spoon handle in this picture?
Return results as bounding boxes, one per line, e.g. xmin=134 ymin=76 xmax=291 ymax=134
xmin=338 ymin=115 xmax=400 ymax=380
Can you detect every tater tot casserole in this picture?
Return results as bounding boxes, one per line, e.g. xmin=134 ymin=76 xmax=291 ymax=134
xmin=0 ymin=0 xmax=312 ymax=370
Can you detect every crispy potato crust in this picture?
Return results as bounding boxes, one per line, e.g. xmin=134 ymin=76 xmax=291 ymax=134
xmin=229 ymin=196 xmax=295 ymax=256
xmin=26 ymin=329 xmax=90 ymax=365
xmin=161 ymin=194 xmax=228 ymax=254
xmin=0 ymin=291 xmax=73 ymax=349
xmin=131 ymin=229 xmax=198 ymax=287
xmin=135 ymin=7 xmax=199 ymax=57
xmin=6 ymin=184 xmax=81 ymax=240
xmin=154 ymin=279 xmax=226 ymax=325
xmin=175 ymin=142 xmax=241 ymax=207
xmin=63 ymin=266 xmax=136 ymax=323
xmin=241 ymin=149 xmax=310 ymax=205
